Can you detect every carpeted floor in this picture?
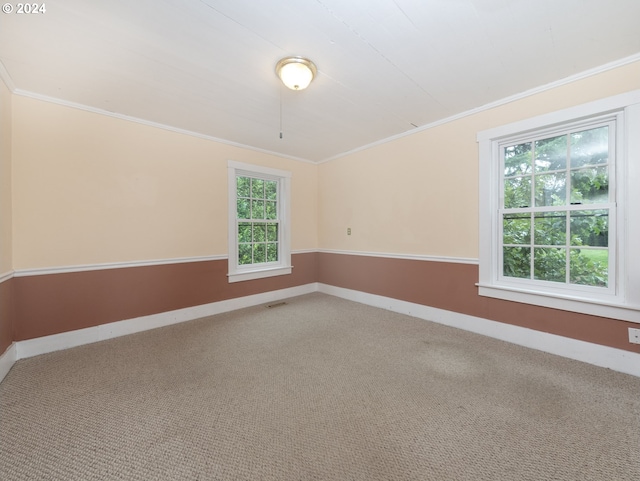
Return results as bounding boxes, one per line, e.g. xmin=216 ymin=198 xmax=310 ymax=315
xmin=1 ymin=292 xmax=639 ymax=480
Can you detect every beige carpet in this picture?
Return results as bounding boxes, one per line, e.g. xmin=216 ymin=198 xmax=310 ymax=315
xmin=1 ymin=292 xmax=639 ymax=480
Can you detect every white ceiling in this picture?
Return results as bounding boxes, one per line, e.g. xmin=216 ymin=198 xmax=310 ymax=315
xmin=1 ymin=0 xmax=639 ymax=163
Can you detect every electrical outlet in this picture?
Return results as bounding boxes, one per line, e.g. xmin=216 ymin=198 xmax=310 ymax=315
xmin=629 ymin=328 xmax=640 ymax=345
xmin=347 ymin=227 xmax=351 ymax=235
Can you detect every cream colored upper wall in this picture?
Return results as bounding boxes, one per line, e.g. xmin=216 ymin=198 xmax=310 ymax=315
xmin=319 ymin=61 xmax=640 ymax=259
xmin=11 ymin=60 xmax=639 ymax=269
xmin=0 ymin=78 xmax=11 ymax=274
xmin=12 ymin=97 xmax=317 ymax=269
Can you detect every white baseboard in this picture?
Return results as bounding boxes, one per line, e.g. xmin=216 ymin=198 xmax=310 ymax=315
xmin=3 ymin=281 xmax=638 ymax=384
xmin=14 ymin=283 xmax=318 ymax=361
xmin=0 ymin=342 xmax=17 ymax=382
xmin=318 ymin=283 xmax=640 ymax=378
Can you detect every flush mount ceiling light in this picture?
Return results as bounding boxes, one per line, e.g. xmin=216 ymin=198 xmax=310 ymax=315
xmin=275 ymin=56 xmax=317 ymax=90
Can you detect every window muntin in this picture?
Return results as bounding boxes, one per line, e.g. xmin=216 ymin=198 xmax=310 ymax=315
xmin=498 ymin=120 xmax=615 ymax=292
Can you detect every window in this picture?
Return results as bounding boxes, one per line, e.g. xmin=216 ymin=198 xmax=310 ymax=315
xmin=478 ymin=91 xmax=640 ymax=323
xmin=501 ymin=119 xmax=614 ymax=292
xmin=227 ymin=161 xmax=291 ymax=283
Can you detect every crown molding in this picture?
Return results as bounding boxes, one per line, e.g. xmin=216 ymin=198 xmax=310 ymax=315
xmin=10 ymin=87 xmax=317 ymax=165
xmin=319 ymin=53 xmax=640 ymax=164
xmin=3 ymin=54 xmax=639 ymax=166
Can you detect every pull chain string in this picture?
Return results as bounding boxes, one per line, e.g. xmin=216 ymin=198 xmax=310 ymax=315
xmin=279 ymin=84 xmax=283 ymax=139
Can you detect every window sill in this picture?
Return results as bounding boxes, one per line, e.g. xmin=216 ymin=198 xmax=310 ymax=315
xmin=228 ymin=265 xmax=292 ymax=283
xmin=477 ymin=283 xmax=640 ymax=323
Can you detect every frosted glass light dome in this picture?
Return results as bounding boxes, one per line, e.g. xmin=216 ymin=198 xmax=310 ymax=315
xmin=276 ymin=57 xmax=317 ymax=90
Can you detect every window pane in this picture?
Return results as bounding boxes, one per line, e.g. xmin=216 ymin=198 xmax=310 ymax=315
xmin=534 ymin=248 xmax=566 ymax=282
xmin=535 ymin=172 xmax=566 ymax=207
xmin=503 ymin=214 xmax=530 ymax=244
xmin=503 ymin=247 xmax=530 ymax=279
xmin=570 ymin=210 xmax=608 ymax=247
xmin=570 ymin=166 xmax=608 ymax=204
xmin=253 ymin=244 xmax=266 ymax=263
xmin=570 ymin=249 xmax=608 ymax=287
xmin=237 ymin=199 xmax=250 ymax=219
xmin=265 ymin=201 xmax=277 ymax=220
xmin=534 ymin=212 xmax=566 ymax=246
xmin=534 ymin=135 xmax=567 ymax=172
xmin=504 ymin=176 xmax=531 ymax=208
xmin=253 ymin=223 xmax=266 ymax=242
xmin=238 ymin=223 xmax=251 ymax=243
xmin=251 ymin=200 xmax=265 ymax=219
xmin=488 ymin=116 xmax=616 ymax=296
xmin=267 ymin=223 xmax=278 ymax=242
xmin=265 ymin=180 xmax=277 ymax=200
xmin=570 ymin=126 xmax=608 ymax=168
xmin=238 ymin=244 xmax=252 ymax=265
xmin=237 ymin=176 xmax=250 ymax=198
xmin=267 ymin=243 xmax=278 ymax=262
xmin=251 ymin=178 xmax=264 ymax=199
xmin=504 ymin=143 xmax=532 ymax=176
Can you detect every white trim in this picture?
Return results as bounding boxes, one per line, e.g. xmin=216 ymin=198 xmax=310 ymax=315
xmin=318 ymin=249 xmax=478 ymax=265
xmin=227 ymin=265 xmax=292 ymax=283
xmin=2 ymin=251 xmax=473 ymax=280
xmin=228 ymin=161 xmax=292 ymax=283
xmin=0 ymin=59 xmax=16 ymax=91
xmin=0 ymin=343 xmax=17 ymax=383
xmin=292 ymin=248 xmax=317 ymax=255
xmin=227 ymin=160 xmax=292 ymax=179
xmin=4 ymin=55 xmax=638 ymax=165
xmin=477 ymin=90 xmax=640 ymax=142
xmin=478 ymin=284 xmax=640 ymax=324
xmin=478 ymin=90 xmax=640 ymax=323
xmin=4 ymin=282 xmax=639 ymax=382
xmin=0 ymin=270 xmax=14 ymax=283
xmin=318 ymin=284 xmax=640 ymax=378
xmin=624 ymin=102 xmax=640 ymax=314
xmin=11 ymin=252 xmax=314 ymax=278
xmin=320 ymin=54 xmax=640 ymax=164
xmin=14 ymin=283 xmax=318 ymax=360
xmin=13 ymin=255 xmax=227 ymax=277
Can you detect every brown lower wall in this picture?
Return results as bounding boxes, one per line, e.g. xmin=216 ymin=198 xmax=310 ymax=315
xmin=4 ymin=250 xmax=639 ymax=355
xmin=13 ymin=252 xmax=317 ymax=342
xmin=317 ymin=252 xmax=640 ymax=353
xmin=0 ymin=277 xmax=14 ymax=353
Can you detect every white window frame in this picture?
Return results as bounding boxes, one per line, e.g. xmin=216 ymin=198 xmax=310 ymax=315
xmin=477 ymin=91 xmax=640 ymax=323
xmin=227 ymin=160 xmax=292 ymax=283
